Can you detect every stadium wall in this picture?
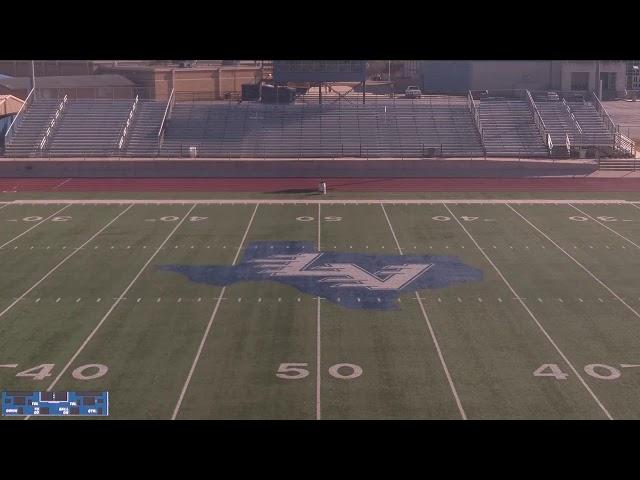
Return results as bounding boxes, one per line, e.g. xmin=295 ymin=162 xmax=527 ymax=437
xmin=0 ymin=159 xmax=597 ymax=178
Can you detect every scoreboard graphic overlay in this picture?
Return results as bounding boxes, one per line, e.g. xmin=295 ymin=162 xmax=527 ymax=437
xmin=2 ymin=391 xmax=109 ymax=416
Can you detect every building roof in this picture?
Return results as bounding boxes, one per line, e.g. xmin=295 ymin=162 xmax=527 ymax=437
xmin=0 ymin=94 xmax=24 ymax=115
xmin=0 ymin=74 xmax=135 ymax=90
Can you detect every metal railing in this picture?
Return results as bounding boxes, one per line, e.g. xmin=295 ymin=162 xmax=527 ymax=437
xmin=525 ymin=90 xmax=552 ymax=155
xmin=615 ymin=132 xmax=636 ymax=157
xmin=467 ymin=90 xmax=483 ymax=142
xmin=118 ymin=95 xmax=138 ymax=150
xmin=39 ymin=95 xmax=68 ymax=151
xmin=561 ymin=98 xmax=583 ymax=143
xmin=565 ymin=132 xmax=571 ymax=155
xmin=591 ymin=92 xmax=618 ymax=136
xmin=592 ymin=91 xmax=636 ymax=156
xmin=3 ymin=87 xmax=34 ymax=148
xmin=157 ymin=88 xmax=175 ymax=152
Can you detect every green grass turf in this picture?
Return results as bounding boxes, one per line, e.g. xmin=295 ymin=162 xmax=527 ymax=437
xmin=2 ymin=196 xmax=640 ymax=419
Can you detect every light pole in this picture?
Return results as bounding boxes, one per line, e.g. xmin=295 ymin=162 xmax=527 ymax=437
xmin=388 ymin=60 xmax=391 ymax=82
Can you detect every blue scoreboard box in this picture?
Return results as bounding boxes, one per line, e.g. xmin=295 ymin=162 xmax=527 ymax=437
xmin=2 ymin=391 xmax=109 ymax=416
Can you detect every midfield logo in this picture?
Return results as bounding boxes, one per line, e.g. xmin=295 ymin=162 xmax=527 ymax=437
xmin=159 ymin=241 xmax=482 ymax=310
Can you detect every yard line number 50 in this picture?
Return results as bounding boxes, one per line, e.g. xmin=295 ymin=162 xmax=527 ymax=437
xmin=276 ymin=363 xmax=363 ymax=380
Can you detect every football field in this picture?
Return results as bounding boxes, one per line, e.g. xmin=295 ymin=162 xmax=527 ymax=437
xmin=2 ymin=196 xmax=640 ymax=419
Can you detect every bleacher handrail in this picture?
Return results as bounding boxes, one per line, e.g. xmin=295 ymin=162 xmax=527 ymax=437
xmin=615 ymin=131 xmax=636 ymax=157
xmin=157 ymin=88 xmax=175 ymax=151
xmin=525 ymin=90 xmax=551 ymax=154
xmin=561 ymin=98 xmax=583 ymax=146
xmin=467 ymin=90 xmax=484 ymax=146
xmin=591 ymin=92 xmax=617 ymax=134
xmin=118 ymin=94 xmax=139 ymax=150
xmin=38 ymin=94 xmax=68 ymax=151
xmin=592 ymin=92 xmax=636 ymax=156
xmin=4 ymin=87 xmax=35 ymax=146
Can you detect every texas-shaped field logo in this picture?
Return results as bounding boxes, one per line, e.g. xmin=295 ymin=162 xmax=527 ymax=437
xmin=158 ymin=241 xmax=482 ymax=310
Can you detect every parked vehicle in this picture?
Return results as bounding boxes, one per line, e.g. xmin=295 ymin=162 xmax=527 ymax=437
xmin=405 ymin=85 xmax=422 ymax=99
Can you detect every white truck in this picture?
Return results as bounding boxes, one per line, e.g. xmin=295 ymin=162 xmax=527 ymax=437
xmin=405 ymin=85 xmax=422 ymax=99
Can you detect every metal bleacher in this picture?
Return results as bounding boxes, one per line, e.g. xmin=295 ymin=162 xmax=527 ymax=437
xmin=160 ymin=97 xmax=485 ymax=158
xmin=3 ymin=99 xmax=60 ymax=157
xmin=3 ymin=88 xmax=632 ymax=160
xmin=45 ymin=99 xmax=132 ymax=156
xmin=476 ymin=94 xmax=549 ymax=157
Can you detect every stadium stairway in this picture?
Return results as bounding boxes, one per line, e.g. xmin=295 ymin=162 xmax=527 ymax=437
xmin=3 ymin=99 xmax=60 ymax=157
xmin=477 ymin=97 xmax=549 ymax=157
xmin=44 ymin=99 xmax=132 ymax=156
xmin=124 ymin=101 xmax=167 ymax=156
xmin=534 ymin=99 xmax=576 ymax=157
xmin=566 ymin=100 xmax=614 ymax=148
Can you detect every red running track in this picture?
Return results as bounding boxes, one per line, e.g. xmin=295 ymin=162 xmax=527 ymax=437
xmin=1 ymin=177 xmax=640 ymax=192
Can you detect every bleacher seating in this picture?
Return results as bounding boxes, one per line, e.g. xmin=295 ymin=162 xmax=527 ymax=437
xmin=477 ymin=97 xmax=549 ymax=157
xmin=3 ymin=91 xmax=628 ymax=159
xmin=45 ymin=99 xmax=132 ymax=156
xmin=565 ymin=100 xmax=614 ymax=147
xmin=160 ymin=97 xmax=485 ymax=158
xmin=3 ymin=100 xmax=60 ymax=156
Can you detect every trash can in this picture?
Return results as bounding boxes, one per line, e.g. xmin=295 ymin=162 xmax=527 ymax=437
xmin=189 ymin=146 xmax=198 ymax=158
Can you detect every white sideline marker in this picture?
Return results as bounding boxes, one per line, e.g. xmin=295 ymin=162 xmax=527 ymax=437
xmin=0 ymin=205 xmax=134 ymax=324
xmin=172 ymin=204 xmax=259 ymax=421
xmin=381 ymin=203 xmax=467 ymax=420
xmin=445 ymin=203 xmax=613 ymax=420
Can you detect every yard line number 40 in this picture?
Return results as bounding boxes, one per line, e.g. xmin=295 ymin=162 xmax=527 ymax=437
xmin=533 ymin=363 xmax=638 ymax=381
xmin=10 ymin=363 xmax=108 ymax=381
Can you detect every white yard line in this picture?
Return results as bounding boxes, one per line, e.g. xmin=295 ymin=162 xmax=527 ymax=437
xmin=0 ymin=205 xmax=133 ymax=322
xmin=32 ymin=204 xmax=198 ymax=408
xmin=52 ymin=178 xmax=72 ymax=191
xmin=171 ymin=204 xmax=259 ymax=420
xmin=316 ymin=203 xmax=322 ymax=420
xmin=443 ymin=203 xmax=613 ymax=420
xmin=381 ymin=203 xmax=467 ymax=420
xmin=0 ymin=203 xmax=10 ymax=210
xmin=569 ymin=204 xmax=640 ymax=249
xmin=630 ymin=203 xmax=640 ymax=212
xmin=507 ymin=204 xmax=640 ymax=322
xmin=5 ymin=199 xmax=640 ymax=206
xmin=0 ymin=205 xmax=71 ymax=250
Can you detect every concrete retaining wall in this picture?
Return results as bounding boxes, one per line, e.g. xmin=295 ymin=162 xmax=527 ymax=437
xmin=0 ymin=158 xmax=597 ymax=178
